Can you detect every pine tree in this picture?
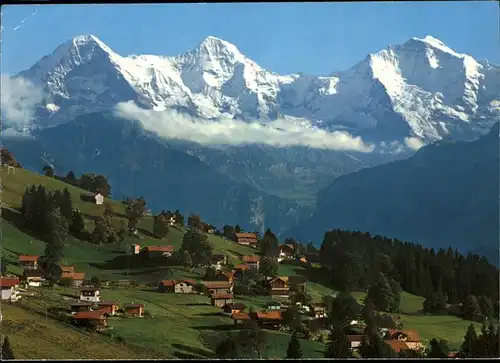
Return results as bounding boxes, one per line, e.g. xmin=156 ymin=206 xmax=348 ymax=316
xmin=57 ymin=188 xmax=73 ymax=220
xmin=324 ymin=325 xmax=351 ymax=358
xmin=153 ymin=214 xmax=169 ymax=238
xmin=362 ymin=296 xmax=377 ymax=330
xmin=286 ymin=333 xmax=303 ymax=359
xmin=367 ymin=274 xmax=395 ymax=313
xmin=66 ymin=170 xmax=77 ymax=185
xmin=70 ymin=209 xmax=85 ymax=234
xmin=460 ymin=324 xmax=479 ymax=358
xmin=427 ymin=338 xmax=448 ymax=358
xmin=359 ymin=329 xmax=397 ymax=358
xmin=181 ymin=250 xmax=193 ymax=270
xmin=1 ymin=336 xmax=15 ymax=360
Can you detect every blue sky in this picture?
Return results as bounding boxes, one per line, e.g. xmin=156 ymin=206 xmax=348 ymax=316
xmin=1 ymin=2 xmax=498 ymax=76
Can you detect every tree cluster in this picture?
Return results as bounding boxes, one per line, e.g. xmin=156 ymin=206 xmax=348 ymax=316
xmin=179 ymin=229 xmax=213 ymax=267
xmin=1 ymin=148 xmax=22 ymax=168
xmin=20 ymin=185 xmax=76 ymax=282
xmin=318 ymin=229 xmax=499 ymax=314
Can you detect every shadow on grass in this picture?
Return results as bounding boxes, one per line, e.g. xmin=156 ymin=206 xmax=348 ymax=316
xmin=192 ymin=324 xmax=237 ymax=331
xmin=185 ymin=303 xmax=211 ymax=307
xmin=1 ymin=207 xmax=29 ymax=234
xmin=81 ymin=212 xmax=100 ymax=222
xmin=61 ymin=293 xmax=78 ymax=299
xmin=228 ymin=249 xmax=244 ymax=257
xmin=171 ymin=343 xmax=213 ymax=359
xmin=137 ymin=227 xmax=156 ymax=239
xmin=194 ymin=312 xmax=224 ymax=317
xmin=89 ymin=254 xmax=178 ymax=271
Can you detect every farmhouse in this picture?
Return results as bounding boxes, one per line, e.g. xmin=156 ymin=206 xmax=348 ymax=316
xmin=18 ymin=255 xmax=39 ymax=270
xmin=62 ymin=272 xmax=86 ymax=287
xmin=386 ymin=329 xmax=422 ymax=351
xmin=222 ymin=303 xmax=246 ymax=315
xmin=71 ymin=311 xmax=108 ymax=331
xmin=279 ymin=244 xmax=295 ymax=259
xmin=211 ymin=293 xmax=234 ymax=307
xmin=231 ymin=312 xmax=251 ymax=325
xmin=0 ymin=277 xmax=21 ymax=302
xmin=124 ymin=303 xmax=145 ymax=317
xmin=268 ymin=277 xmax=290 ymax=299
xmin=251 ymin=311 xmax=283 ymax=328
xmin=141 ymin=245 xmax=174 ymax=259
xmin=159 ymin=279 xmax=196 ymax=293
xmin=347 ymin=335 xmax=365 ymax=350
xmin=242 ymin=255 xmax=260 ymax=269
xmin=204 ymin=281 xmax=233 ymax=295
xmin=234 ymin=233 xmax=258 ymax=247
xmin=96 ymin=301 xmax=120 ymax=315
xmin=69 ymin=301 xmax=93 ymax=313
xmin=22 ymin=270 xmax=45 ymax=287
xmin=79 ymin=287 xmax=100 ymax=303
xmin=309 ymin=303 xmax=328 ymax=318
xmin=210 ymin=254 xmax=227 ymax=270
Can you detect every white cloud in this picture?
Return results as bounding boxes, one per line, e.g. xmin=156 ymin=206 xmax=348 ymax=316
xmin=114 ymin=101 xmax=375 ymax=153
xmin=1 ymin=74 xmax=44 ymax=126
xmin=404 ymin=136 xmax=425 ymax=151
xmin=2 ymin=127 xmax=32 ymax=139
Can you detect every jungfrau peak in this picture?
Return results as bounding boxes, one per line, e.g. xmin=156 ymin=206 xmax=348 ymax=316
xmin=15 ymin=34 xmax=500 ymax=143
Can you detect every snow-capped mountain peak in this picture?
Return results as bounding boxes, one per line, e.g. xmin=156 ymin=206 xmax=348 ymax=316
xmin=15 ymin=34 xmax=500 ymax=142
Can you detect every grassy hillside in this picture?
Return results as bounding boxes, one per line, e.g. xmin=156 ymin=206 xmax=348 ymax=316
xmin=0 ymin=166 xmax=480 ymax=358
xmin=0 ymin=166 xmax=256 ymax=282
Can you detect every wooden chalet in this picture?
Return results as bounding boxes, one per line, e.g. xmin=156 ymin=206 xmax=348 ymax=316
xmin=204 ymin=281 xmax=233 ymax=295
xmin=234 ymin=233 xmax=258 ymax=247
xmin=124 ymin=303 xmax=145 ymax=317
xmin=222 ymin=303 xmax=246 ymax=315
xmin=18 ymin=255 xmax=39 ymax=270
xmin=96 ymin=301 xmax=120 ymax=315
xmin=242 ymin=255 xmax=260 ymax=269
xmin=71 ymin=311 xmax=108 ymax=331
xmin=141 ymin=245 xmax=174 ymax=259
xmin=210 ymin=293 xmax=234 ymax=307
xmin=159 ymin=279 xmax=196 ymax=293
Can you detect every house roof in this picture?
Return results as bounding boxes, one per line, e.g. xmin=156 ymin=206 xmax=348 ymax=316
xmin=144 ymin=245 xmax=174 ymax=253
xmin=177 ymin=279 xmax=196 ymax=286
xmin=234 ymin=264 xmax=249 ymax=271
xmin=204 ymin=281 xmax=232 ymax=289
xmin=72 ymin=311 xmax=106 ymax=320
xmin=160 ymin=279 xmax=176 ymax=287
xmin=80 ymin=287 xmax=99 ymax=292
xmin=387 ymin=340 xmax=410 ymax=352
xmin=347 ymin=335 xmax=365 ymax=342
xmin=62 ymin=272 xmax=86 ymax=280
xmin=242 ymin=255 xmax=260 ymax=263
xmin=231 ymin=312 xmax=250 ymax=320
xmin=388 ymin=329 xmax=421 ymax=342
xmin=211 ymin=293 xmax=234 ymax=299
xmin=255 ymin=311 xmax=282 ymax=320
xmin=270 ymin=276 xmax=289 ymax=284
xmin=19 ymin=255 xmax=39 ymax=262
xmin=235 ymin=233 xmax=257 ymax=239
xmin=222 ymin=303 xmax=246 ymax=310
xmin=0 ymin=277 xmax=20 ymax=288
xmin=280 ymin=244 xmax=295 ymax=251
xmin=124 ymin=303 xmax=144 ymax=308
xmin=23 ymin=270 xmax=44 ymax=277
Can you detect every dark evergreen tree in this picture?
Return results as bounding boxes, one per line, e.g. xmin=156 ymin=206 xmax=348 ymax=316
xmin=427 ymin=338 xmax=448 ymax=358
xmin=181 ymin=229 xmax=213 ymax=266
xmin=70 ymin=209 xmax=85 ymax=234
xmin=359 ymin=331 xmax=397 ymax=358
xmin=286 ymin=333 xmax=303 ymax=359
xmin=367 ymin=274 xmax=395 ymax=312
xmin=65 ymin=170 xmax=77 ymax=184
xmin=1 ymin=336 xmax=15 ymax=360
xmin=324 ymin=324 xmax=351 ymax=358
xmin=153 ymin=213 xmax=169 ymax=238
xmin=459 ymin=324 xmax=479 ymax=358
xmin=328 ymin=292 xmax=361 ymax=328
xmin=259 ymin=228 xmax=279 ymax=258
xmin=259 ymin=256 xmax=279 ymax=278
